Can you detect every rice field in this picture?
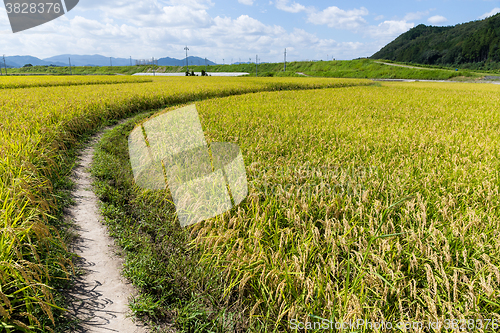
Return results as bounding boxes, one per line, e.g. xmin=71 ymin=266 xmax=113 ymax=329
xmin=0 ymin=75 xmax=152 ymax=89
xmin=2 ymin=74 xmax=500 ymax=331
xmin=194 ymin=82 xmax=500 ymax=329
xmin=90 ymin=80 xmax=500 ymax=331
xmin=0 ymin=76 xmax=371 ymax=331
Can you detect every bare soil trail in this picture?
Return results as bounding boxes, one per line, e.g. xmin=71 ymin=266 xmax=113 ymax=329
xmin=373 ymin=61 xmax=436 ymax=70
xmin=65 ymin=130 xmax=148 ymax=333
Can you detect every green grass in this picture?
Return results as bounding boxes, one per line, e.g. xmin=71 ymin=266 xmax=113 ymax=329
xmin=93 ymin=81 xmax=500 ymax=331
xmin=163 ymin=59 xmax=480 ymax=79
xmin=5 ymin=59 xmax=484 ymax=80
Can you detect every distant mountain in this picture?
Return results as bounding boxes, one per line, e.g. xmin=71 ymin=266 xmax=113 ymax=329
xmin=157 ymin=56 xmax=216 ymax=66
xmin=371 ymin=13 xmax=500 ymax=65
xmin=1 ymin=54 xmax=217 ymax=68
xmin=1 ymin=58 xmax=19 ymax=68
xmin=43 ymin=54 xmax=132 ymax=67
xmin=1 ymin=55 xmax=66 ymax=68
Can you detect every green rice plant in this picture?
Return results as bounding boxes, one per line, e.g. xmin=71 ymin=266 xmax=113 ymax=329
xmin=0 ymin=187 xmax=62 ymax=332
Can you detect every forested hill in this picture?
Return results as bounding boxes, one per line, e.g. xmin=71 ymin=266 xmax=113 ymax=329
xmin=371 ymin=13 xmax=500 ymax=66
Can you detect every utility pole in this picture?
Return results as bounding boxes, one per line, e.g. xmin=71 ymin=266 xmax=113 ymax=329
xmin=284 ymin=48 xmax=287 ymax=71
xmin=3 ymin=55 xmax=7 ymax=75
xmin=205 ymin=57 xmax=207 ymax=72
xmin=130 ymin=56 xmax=132 ymax=66
xmin=110 ymin=57 xmax=112 ymax=67
xmin=69 ymin=57 xmax=72 ymax=75
xmin=152 ymin=57 xmax=155 ymax=76
xmin=256 ymin=55 xmax=258 ymax=77
xmin=184 ymin=46 xmax=189 ymax=72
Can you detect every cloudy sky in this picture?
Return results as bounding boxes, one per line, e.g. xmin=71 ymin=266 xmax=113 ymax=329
xmin=0 ymin=0 xmax=499 ymax=63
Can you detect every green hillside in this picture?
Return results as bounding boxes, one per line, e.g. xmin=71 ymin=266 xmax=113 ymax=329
xmin=371 ymin=13 xmax=500 ymax=69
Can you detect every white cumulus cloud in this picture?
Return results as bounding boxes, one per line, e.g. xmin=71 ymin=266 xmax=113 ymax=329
xmin=307 ymin=6 xmax=369 ymax=31
xmin=0 ymin=0 xmax=416 ymax=62
xmin=368 ymin=20 xmax=414 ymax=39
xmin=479 ymin=8 xmax=500 ymax=19
xmin=427 ymin=15 xmax=447 ymax=25
xmin=275 ymin=0 xmax=306 ymax=13
xmin=404 ymin=10 xmax=430 ymax=21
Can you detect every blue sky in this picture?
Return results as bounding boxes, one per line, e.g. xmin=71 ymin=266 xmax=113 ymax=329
xmin=0 ymin=0 xmax=499 ymax=63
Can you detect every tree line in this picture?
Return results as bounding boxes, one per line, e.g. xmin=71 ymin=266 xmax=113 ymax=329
xmin=371 ymin=13 xmax=500 ymax=68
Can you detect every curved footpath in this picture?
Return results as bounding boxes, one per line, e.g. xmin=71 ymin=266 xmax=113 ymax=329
xmin=65 ymin=128 xmax=148 ymax=333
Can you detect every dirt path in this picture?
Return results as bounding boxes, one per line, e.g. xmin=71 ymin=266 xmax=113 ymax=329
xmin=373 ymin=61 xmax=435 ymax=70
xmin=65 ymin=131 xmax=148 ymax=333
